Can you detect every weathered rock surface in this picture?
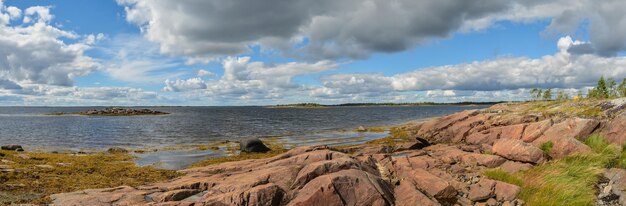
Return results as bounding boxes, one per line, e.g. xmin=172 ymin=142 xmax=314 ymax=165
xmin=53 ymin=99 xmax=626 ymax=206
xmin=52 ymin=142 xmax=525 ymax=206
xmin=492 ymin=139 xmax=544 ymax=164
xmin=601 ymin=111 xmax=626 ymax=146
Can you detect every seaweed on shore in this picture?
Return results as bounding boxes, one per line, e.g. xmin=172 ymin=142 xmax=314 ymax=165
xmin=0 ymin=150 xmax=181 ymax=205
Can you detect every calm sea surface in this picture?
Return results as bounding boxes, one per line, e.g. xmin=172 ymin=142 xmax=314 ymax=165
xmin=0 ymin=106 xmax=488 ymax=169
xmin=0 ymin=106 xmax=488 ymax=150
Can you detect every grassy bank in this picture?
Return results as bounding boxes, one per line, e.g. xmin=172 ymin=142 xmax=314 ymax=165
xmin=0 ymin=150 xmax=180 ymax=205
xmin=484 ymin=134 xmax=626 ymax=206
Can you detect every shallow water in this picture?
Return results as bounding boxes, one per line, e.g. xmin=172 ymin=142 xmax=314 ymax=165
xmin=0 ymin=105 xmax=488 ymax=169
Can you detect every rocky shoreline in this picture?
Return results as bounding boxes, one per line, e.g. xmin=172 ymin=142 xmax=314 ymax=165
xmin=48 ymin=108 xmax=169 ymax=116
xmin=10 ymin=99 xmax=626 ymax=205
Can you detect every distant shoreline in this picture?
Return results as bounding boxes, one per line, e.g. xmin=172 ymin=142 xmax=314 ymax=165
xmin=268 ymin=101 xmax=505 ymax=108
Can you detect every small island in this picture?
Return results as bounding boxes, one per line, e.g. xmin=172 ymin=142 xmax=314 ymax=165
xmin=48 ymin=108 xmax=169 ymax=116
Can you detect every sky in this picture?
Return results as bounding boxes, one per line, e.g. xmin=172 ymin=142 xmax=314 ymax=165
xmin=1 ymin=0 xmax=626 ymax=106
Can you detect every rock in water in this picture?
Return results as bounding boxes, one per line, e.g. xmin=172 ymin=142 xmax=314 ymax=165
xmin=357 ymin=126 xmax=367 ymax=132
xmin=1 ymin=145 xmax=23 ymax=151
xmin=107 ymin=147 xmax=128 ymax=153
xmin=239 ymin=138 xmax=270 ymax=153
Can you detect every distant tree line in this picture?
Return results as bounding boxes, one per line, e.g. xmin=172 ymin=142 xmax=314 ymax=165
xmin=274 ymin=101 xmax=505 ymax=107
xmin=529 ymin=76 xmax=626 ymax=101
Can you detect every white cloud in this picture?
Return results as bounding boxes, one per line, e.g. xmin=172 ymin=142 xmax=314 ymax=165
xmin=0 ymin=5 xmax=99 ymax=87
xmin=163 ymin=78 xmax=207 ymax=92
xmin=311 ymin=36 xmax=626 ymax=101
xmin=196 ymin=69 xmax=215 ymax=77
xmin=6 ymin=6 xmax=20 ymax=20
xmin=164 ymin=57 xmax=336 ymax=101
xmin=23 ymin=6 xmax=53 ymax=24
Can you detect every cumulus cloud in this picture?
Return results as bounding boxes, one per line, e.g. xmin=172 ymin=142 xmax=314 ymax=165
xmin=164 ymin=57 xmax=336 ymax=101
xmin=117 ymin=0 xmax=510 ymax=61
xmin=2 ymin=84 xmax=161 ymax=105
xmin=313 ymin=36 xmax=626 ymax=100
xmin=163 ymin=78 xmax=207 ymax=92
xmin=0 ymin=3 xmax=99 ymax=87
xmin=196 ymin=69 xmax=215 ymax=77
xmin=117 ymin=0 xmax=626 ymax=60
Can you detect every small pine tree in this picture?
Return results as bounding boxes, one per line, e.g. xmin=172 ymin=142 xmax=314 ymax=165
xmin=597 ymin=76 xmax=609 ymax=99
xmin=543 ymin=88 xmax=552 ymax=100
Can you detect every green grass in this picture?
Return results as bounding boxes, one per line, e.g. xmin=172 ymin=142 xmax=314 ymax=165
xmin=540 ymin=141 xmax=554 ymax=156
xmin=482 ymin=169 xmax=523 ymax=186
xmin=0 ymin=150 xmax=181 ymax=205
xmin=484 ymin=134 xmax=623 ymax=206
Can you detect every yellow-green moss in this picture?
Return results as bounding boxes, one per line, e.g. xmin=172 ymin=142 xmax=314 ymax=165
xmin=189 ymin=141 xmax=287 ymax=168
xmin=365 ymin=127 xmax=412 ymax=146
xmin=0 ymin=150 xmax=181 ymax=205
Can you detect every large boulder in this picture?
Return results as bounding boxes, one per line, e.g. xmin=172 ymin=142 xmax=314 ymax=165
xmin=520 ymin=119 xmax=553 ymax=142
xmin=540 ymin=118 xmax=599 ymax=141
xmin=492 ymin=139 xmax=544 ymax=164
xmin=408 ymin=169 xmax=457 ymax=201
xmin=288 ymin=169 xmax=394 ymax=206
xmin=418 ymin=110 xmax=479 ymax=143
xmin=601 ymin=111 xmax=626 ymax=146
xmin=468 ymin=178 xmax=495 ymax=201
xmin=532 ymin=135 xmax=592 ymax=159
xmin=494 ymin=181 xmax=520 ymax=201
xmin=531 ymin=118 xmax=597 ymax=158
xmin=498 ymin=124 xmax=526 ymax=140
xmin=603 ymin=168 xmax=626 ymax=206
xmin=1 ymin=145 xmax=23 ymax=151
xmin=465 ymin=127 xmax=501 ymax=145
xmin=498 ymin=161 xmax=532 ymax=174
xmin=394 ymin=180 xmax=439 ymax=206
xmin=240 ymin=137 xmax=271 ymax=153
xmin=447 ymin=113 xmax=492 ymax=143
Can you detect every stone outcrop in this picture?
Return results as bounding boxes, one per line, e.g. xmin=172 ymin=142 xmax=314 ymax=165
xmin=601 ymin=111 xmax=626 ymax=146
xmin=77 ymin=108 xmax=169 ymax=116
xmin=492 ymin=139 xmax=544 ymax=164
xmin=51 ymin=98 xmax=626 ymax=206
xmin=51 ymin=142 xmax=526 ymax=206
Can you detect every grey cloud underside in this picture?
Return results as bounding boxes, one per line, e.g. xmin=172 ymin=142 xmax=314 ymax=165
xmin=120 ymin=0 xmax=626 ymax=60
xmin=119 ymin=0 xmax=511 ymax=60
